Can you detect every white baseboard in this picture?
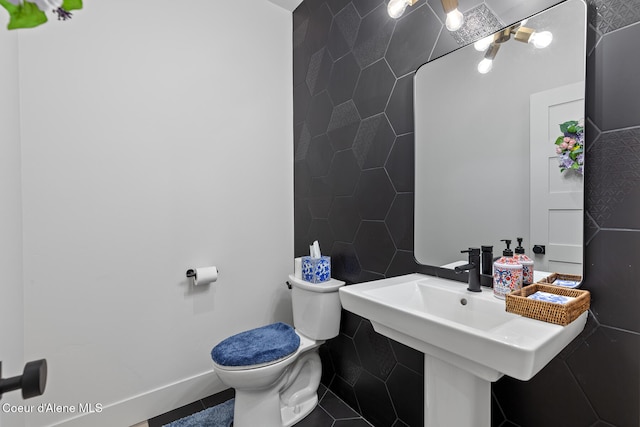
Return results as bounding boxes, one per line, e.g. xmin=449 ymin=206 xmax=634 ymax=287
xmin=45 ymin=370 xmax=226 ymax=427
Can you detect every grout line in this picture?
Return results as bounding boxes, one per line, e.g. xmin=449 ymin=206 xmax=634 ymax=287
xmin=600 ymin=323 xmax=640 ymax=336
xmin=321 ymin=387 xmax=371 ymax=423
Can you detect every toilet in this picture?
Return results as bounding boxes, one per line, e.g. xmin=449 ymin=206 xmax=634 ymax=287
xmin=211 ymin=274 xmax=345 ymax=427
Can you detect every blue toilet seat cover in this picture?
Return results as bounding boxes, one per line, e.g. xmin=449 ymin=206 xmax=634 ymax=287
xmin=211 ymin=322 xmax=301 ymax=367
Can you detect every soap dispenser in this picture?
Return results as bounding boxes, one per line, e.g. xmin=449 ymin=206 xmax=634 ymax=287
xmin=514 ymin=237 xmax=534 ymax=285
xmin=493 ymin=239 xmax=523 ymax=299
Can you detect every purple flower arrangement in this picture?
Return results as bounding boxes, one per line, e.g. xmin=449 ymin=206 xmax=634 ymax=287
xmin=555 ymin=119 xmax=584 ymax=174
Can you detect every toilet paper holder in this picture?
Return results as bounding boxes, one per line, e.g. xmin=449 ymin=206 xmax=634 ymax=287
xmin=185 ymin=268 xmax=220 ymax=278
xmin=185 ymin=266 xmax=219 ymax=286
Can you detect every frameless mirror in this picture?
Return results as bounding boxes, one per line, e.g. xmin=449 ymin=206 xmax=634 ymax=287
xmin=414 ymin=0 xmax=586 ymax=276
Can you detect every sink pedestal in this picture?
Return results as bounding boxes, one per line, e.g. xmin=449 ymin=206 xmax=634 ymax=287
xmin=425 ymin=355 xmax=490 ymax=427
xmin=375 ymin=321 xmax=499 ymax=427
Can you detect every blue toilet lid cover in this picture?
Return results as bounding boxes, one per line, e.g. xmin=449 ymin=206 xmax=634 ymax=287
xmin=211 ymin=322 xmax=301 ymax=367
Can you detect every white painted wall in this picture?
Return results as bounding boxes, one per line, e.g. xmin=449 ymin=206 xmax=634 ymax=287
xmin=3 ymin=1 xmax=293 ymax=426
xmin=0 ymin=27 xmax=25 ymax=427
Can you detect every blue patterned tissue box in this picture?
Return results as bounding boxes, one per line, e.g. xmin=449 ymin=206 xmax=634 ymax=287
xmin=528 ymin=291 xmax=575 ymax=305
xmin=302 ymin=256 xmax=331 ymax=283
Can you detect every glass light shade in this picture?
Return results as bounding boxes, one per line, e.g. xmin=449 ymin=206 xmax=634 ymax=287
xmin=477 ymin=58 xmax=493 ymax=74
xmin=33 ymin=0 xmax=62 ymax=12
xmin=529 ymin=31 xmax=553 ymax=48
xmin=445 ymin=8 xmax=464 ymax=31
xmin=387 ymin=0 xmax=410 ymax=18
xmin=474 ymin=35 xmax=494 ymax=51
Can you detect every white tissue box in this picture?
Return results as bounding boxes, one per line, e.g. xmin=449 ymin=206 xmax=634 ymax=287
xmin=302 ymin=256 xmax=331 ymax=283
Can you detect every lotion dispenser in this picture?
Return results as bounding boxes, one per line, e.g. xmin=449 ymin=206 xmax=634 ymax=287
xmin=514 ymin=237 xmax=534 ymax=285
xmin=493 ymin=239 xmax=523 ymax=299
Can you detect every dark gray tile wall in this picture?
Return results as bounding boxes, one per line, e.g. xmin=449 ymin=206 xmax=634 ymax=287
xmin=293 ymin=0 xmax=640 ymax=426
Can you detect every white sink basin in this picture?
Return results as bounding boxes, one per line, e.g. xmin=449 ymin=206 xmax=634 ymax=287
xmin=339 ymin=273 xmax=587 ymax=427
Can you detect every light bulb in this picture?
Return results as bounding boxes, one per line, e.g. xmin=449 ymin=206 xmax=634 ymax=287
xmin=474 ymin=35 xmax=494 ymax=51
xmin=529 ymin=31 xmax=553 ymax=49
xmin=388 ymin=0 xmax=410 ymax=18
xmin=477 ymin=58 xmax=493 ymax=74
xmin=445 ymin=8 xmax=464 ymax=31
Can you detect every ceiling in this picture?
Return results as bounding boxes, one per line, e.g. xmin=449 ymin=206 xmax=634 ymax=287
xmin=268 ymin=0 xmax=303 ymax=12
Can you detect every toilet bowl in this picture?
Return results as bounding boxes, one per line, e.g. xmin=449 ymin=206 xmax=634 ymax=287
xmin=211 ymin=275 xmax=345 ymax=427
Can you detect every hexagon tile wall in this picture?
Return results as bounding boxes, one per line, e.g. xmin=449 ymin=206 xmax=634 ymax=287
xmin=293 ymin=0 xmax=640 ymax=426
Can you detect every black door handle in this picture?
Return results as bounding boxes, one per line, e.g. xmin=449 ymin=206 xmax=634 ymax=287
xmin=0 ymin=359 xmax=47 ymax=400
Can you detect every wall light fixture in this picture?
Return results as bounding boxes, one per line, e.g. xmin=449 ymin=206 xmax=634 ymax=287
xmin=475 ymin=22 xmax=553 ymax=74
xmin=388 ymin=0 xmax=465 ymax=32
xmin=477 ymin=42 xmax=499 ymax=74
xmin=387 ymin=0 xmax=418 ymax=19
xmin=441 ymin=0 xmax=464 ymax=31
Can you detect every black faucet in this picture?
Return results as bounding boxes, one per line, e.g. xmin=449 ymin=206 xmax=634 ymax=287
xmin=480 ymin=245 xmax=493 ymax=287
xmin=455 ymin=248 xmax=481 ymax=292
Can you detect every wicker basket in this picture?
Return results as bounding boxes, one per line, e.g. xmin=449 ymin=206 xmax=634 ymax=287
xmin=538 ymin=273 xmax=582 ymax=287
xmin=505 ymin=283 xmax=590 ymax=325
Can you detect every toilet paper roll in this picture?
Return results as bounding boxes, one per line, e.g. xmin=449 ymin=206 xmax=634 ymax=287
xmin=187 ymin=266 xmax=218 ymax=286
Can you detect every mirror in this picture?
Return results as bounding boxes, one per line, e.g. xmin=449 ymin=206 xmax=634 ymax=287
xmin=414 ymin=0 xmax=586 ymax=276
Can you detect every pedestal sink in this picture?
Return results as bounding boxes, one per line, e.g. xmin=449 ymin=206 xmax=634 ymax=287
xmin=338 ymin=274 xmax=587 ymax=427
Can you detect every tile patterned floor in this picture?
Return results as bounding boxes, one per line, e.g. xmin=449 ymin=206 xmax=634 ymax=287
xmin=138 ymin=385 xmax=373 ymax=427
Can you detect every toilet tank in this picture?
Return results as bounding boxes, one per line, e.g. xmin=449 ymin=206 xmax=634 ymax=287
xmin=288 ymin=275 xmax=345 ymax=340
